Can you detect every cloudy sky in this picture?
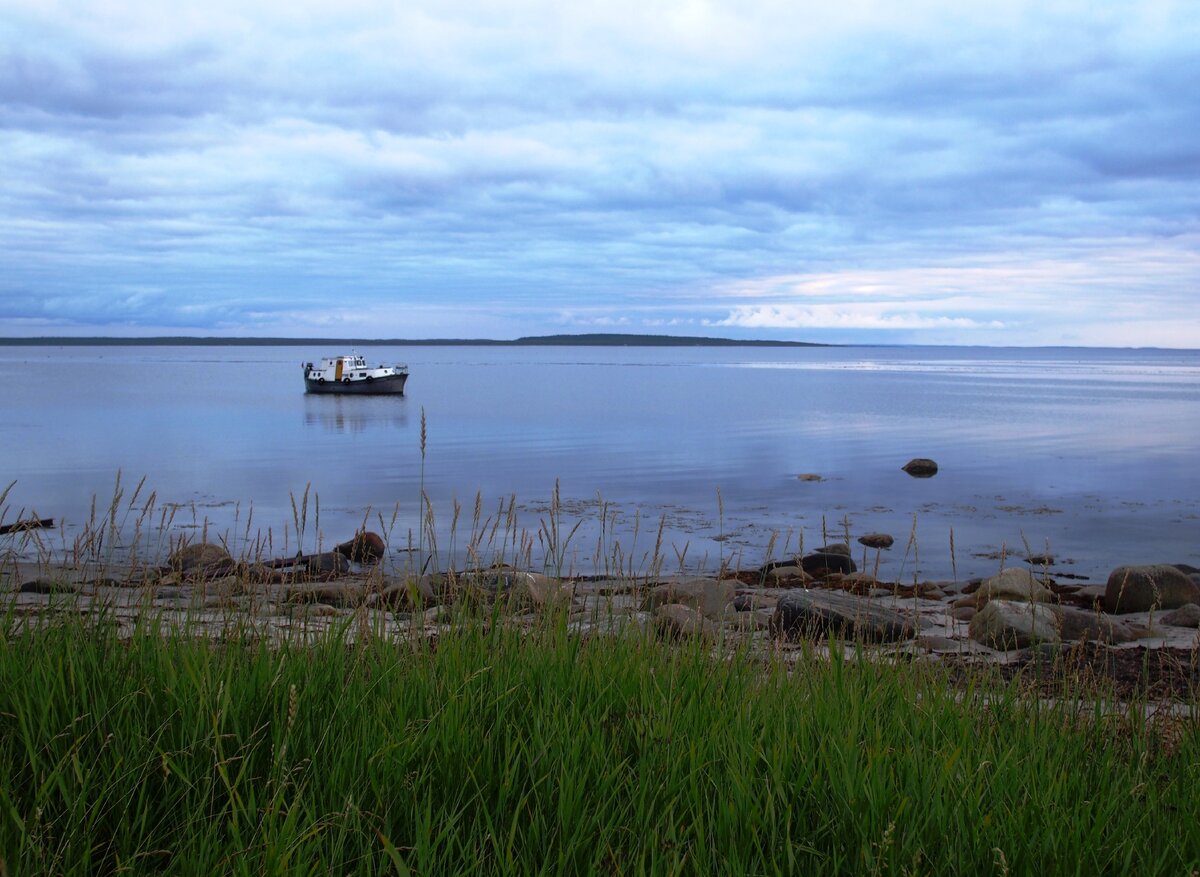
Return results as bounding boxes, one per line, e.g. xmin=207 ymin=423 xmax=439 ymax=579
xmin=1 ymin=0 xmax=1197 ymax=345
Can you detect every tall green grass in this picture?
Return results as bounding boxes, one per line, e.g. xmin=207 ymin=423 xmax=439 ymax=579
xmin=1 ymin=609 xmax=1197 ymax=875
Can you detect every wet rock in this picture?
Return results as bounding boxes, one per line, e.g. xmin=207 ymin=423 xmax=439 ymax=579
xmin=858 ymin=533 xmax=895 ymax=550
xmin=1160 ymin=603 xmax=1200 ymax=628
xmin=1104 ymin=564 xmax=1200 ymax=614
xmin=654 ymin=604 xmax=715 ymax=639
xmin=968 ymin=600 xmax=1060 ymax=650
xmin=640 ymin=577 xmax=736 ymax=620
xmin=974 ymin=568 xmax=1053 ymax=606
xmin=902 ymin=458 xmax=939 ymax=478
xmin=799 ymin=551 xmax=856 ymax=578
xmin=1051 ymin=605 xmax=1139 ymax=644
xmin=335 ymin=531 xmax=386 ymax=563
xmin=772 ymin=589 xmax=918 ymax=642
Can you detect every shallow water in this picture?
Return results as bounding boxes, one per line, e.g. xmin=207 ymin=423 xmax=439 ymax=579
xmin=2 ymin=344 xmax=1198 ymax=581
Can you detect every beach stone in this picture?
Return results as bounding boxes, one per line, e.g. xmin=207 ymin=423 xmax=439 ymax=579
xmin=285 ymin=580 xmax=368 ymax=607
xmin=858 ymin=533 xmax=895 ymax=550
xmin=796 ymin=473 xmax=824 ymax=482
xmin=951 ymin=606 xmax=977 ymax=622
xmin=1050 ymin=605 xmax=1139 ymax=644
xmin=1160 ymin=603 xmax=1200 ymax=628
xmin=974 ymin=568 xmax=1053 ymax=606
xmin=657 ymin=607 xmax=710 ymax=643
xmin=732 ymin=593 xmax=779 ymax=612
xmin=819 ymin=543 xmax=852 ymax=557
xmin=772 ymin=589 xmax=918 ymax=642
xmin=168 ymin=542 xmax=234 ymax=578
xmin=18 ymin=578 xmax=79 ymax=595
xmin=968 ymin=600 xmax=1060 ymax=650
xmin=334 ymin=531 xmax=386 ymax=563
xmin=902 ymin=458 xmax=939 ymax=478
xmin=800 ymin=551 xmax=857 ymax=578
xmin=1025 ymin=554 xmax=1055 ymax=566
xmin=1104 ymin=564 xmax=1200 ymax=614
xmin=641 ymin=577 xmax=735 ymax=620
xmin=766 ymin=565 xmax=814 ymax=585
xmin=369 ymin=576 xmax=438 ymax=609
xmin=303 ymin=552 xmax=351 ymax=577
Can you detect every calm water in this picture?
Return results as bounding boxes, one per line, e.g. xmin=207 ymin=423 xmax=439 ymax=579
xmin=3 ymin=344 xmax=1198 ymax=581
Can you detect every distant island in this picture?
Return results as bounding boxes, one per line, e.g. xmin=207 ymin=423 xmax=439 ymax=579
xmin=0 ymin=333 xmax=828 ymax=347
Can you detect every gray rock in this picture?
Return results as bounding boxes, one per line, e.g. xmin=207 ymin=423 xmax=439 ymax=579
xmin=654 ymin=604 xmax=715 ymax=639
xmin=968 ymin=600 xmax=1060 ymax=650
xmin=902 ymin=458 xmax=938 ymax=477
xmin=772 ymin=589 xmax=918 ymax=642
xmin=1051 ymin=605 xmax=1139 ymax=644
xmin=951 ymin=606 xmax=977 ymax=622
xmin=641 ymin=577 xmax=736 ymax=620
xmin=1104 ymin=564 xmax=1200 ymax=614
xmin=858 ymin=533 xmax=895 ymax=550
xmin=765 ymin=565 xmax=813 ymax=585
xmin=167 ymin=542 xmax=235 ymax=578
xmin=975 ymin=568 xmax=1053 ymax=606
xmin=1160 ymin=603 xmax=1200 ymax=628
xmin=285 ymin=580 xmax=369 ymax=607
xmin=18 ymin=578 xmax=79 ymax=595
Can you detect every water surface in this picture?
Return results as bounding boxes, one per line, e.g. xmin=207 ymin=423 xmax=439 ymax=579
xmin=3 ymin=344 xmax=1198 ymax=581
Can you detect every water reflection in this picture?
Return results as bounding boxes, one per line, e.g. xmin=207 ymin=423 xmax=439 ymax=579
xmin=303 ymin=395 xmax=411 ymax=433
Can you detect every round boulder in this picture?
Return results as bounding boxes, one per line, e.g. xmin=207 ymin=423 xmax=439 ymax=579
xmin=975 ymin=568 xmax=1053 ymax=606
xmin=968 ymin=600 xmax=1060 ymax=650
xmin=858 ymin=533 xmax=895 ymax=550
xmin=902 ymin=458 xmax=939 ymax=478
xmin=1104 ymin=564 xmax=1200 ymax=614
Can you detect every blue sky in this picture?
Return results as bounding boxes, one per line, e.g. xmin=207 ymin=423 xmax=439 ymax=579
xmin=1 ymin=0 xmax=1197 ymax=345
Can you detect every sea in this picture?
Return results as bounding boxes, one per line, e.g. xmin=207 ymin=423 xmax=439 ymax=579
xmin=2 ymin=343 xmax=1198 ymax=583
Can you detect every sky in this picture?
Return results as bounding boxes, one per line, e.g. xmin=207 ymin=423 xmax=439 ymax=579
xmin=1 ymin=0 xmax=1198 ymax=346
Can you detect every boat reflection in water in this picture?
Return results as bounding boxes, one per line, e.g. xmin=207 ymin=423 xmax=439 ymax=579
xmin=303 ymin=394 xmax=410 ymax=434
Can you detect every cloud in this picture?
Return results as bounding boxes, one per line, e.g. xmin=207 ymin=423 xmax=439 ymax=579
xmin=0 ymin=0 xmax=1198 ymax=344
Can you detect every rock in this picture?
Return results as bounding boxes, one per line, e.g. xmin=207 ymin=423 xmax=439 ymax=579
xmin=654 ymin=604 xmax=716 ymax=639
xmin=772 ymin=589 xmax=919 ymax=642
xmin=334 ymin=531 xmax=386 ymax=563
xmin=1104 ymin=564 xmax=1200 ymax=614
xmin=858 ymin=533 xmax=895 ymax=550
xmin=765 ymin=565 xmax=814 ymax=585
xmin=303 ymin=552 xmax=352 ymax=578
xmin=902 ymin=458 xmax=938 ymax=478
xmin=1160 ymin=603 xmax=1200 ymax=628
xmin=951 ymin=595 xmax=978 ymax=610
xmin=18 ymin=578 xmax=79 ymax=595
xmin=369 ymin=576 xmax=438 ymax=609
xmin=799 ymin=551 xmax=857 ymax=578
xmin=285 ymin=580 xmax=368 ymax=607
xmin=168 ymin=542 xmax=234 ymax=578
xmin=951 ymin=606 xmax=977 ymax=622
xmin=819 ymin=543 xmax=852 ymax=557
xmin=640 ymin=577 xmax=736 ymax=620
xmin=732 ymin=593 xmax=779 ymax=612
xmin=1025 ymin=554 xmax=1054 ymax=566
xmin=1051 ymin=605 xmax=1139 ymax=644
xmin=968 ymin=600 xmax=1060 ymax=650
xmin=975 ymin=568 xmax=1054 ymax=606
xmin=796 ymin=473 xmax=824 ymax=482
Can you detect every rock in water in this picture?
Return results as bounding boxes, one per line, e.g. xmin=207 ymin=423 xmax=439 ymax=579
xmin=858 ymin=533 xmax=895 ymax=550
xmin=799 ymin=551 xmax=857 ymax=577
xmin=1104 ymin=564 xmax=1200 ymax=614
xmin=902 ymin=458 xmax=939 ymax=478
xmin=772 ymin=590 xmax=917 ymax=642
xmin=335 ymin=531 xmax=386 ymax=563
xmin=968 ymin=601 xmax=1060 ymax=650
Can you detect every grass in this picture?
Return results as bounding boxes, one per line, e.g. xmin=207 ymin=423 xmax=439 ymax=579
xmin=1 ymin=607 xmax=1198 ymax=875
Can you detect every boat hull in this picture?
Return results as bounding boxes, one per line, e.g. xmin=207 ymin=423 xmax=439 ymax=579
xmin=305 ymin=373 xmax=408 ymax=395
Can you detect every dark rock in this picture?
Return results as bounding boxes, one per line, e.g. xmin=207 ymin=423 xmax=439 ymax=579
xmin=772 ymin=589 xmax=918 ymax=642
xmin=18 ymin=578 xmax=79 ymax=595
xmin=800 ymin=551 xmax=857 ymax=578
xmin=1160 ymin=603 xmax=1200 ymax=628
xmin=335 ymin=531 xmax=386 ymax=563
xmin=858 ymin=533 xmax=895 ymax=550
xmin=1104 ymin=564 xmax=1200 ymax=614
xmin=819 ymin=543 xmax=851 ymax=557
xmin=167 ymin=542 xmax=234 ymax=578
xmin=1025 ymin=554 xmax=1054 ymax=566
xmin=305 ymin=552 xmax=351 ymax=578
xmin=902 ymin=458 xmax=939 ymax=478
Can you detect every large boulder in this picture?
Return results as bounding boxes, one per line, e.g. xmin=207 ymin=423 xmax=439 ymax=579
xmin=1104 ymin=565 xmax=1200 ymax=614
xmin=640 ymin=577 xmax=736 ymax=620
xmin=968 ymin=601 xmax=1060 ymax=650
xmin=772 ymin=589 xmax=917 ymax=642
xmin=975 ymin=568 xmax=1053 ymax=606
xmin=168 ymin=542 xmax=234 ymax=578
xmin=1050 ymin=605 xmax=1140 ymax=644
xmin=799 ymin=551 xmax=857 ymax=578
xmin=1160 ymin=603 xmax=1200 ymax=628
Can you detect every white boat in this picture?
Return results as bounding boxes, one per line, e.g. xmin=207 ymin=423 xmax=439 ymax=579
xmin=303 ymin=353 xmax=409 ymax=395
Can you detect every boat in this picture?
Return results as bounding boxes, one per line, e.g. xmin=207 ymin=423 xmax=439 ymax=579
xmin=303 ymin=353 xmax=409 ymax=395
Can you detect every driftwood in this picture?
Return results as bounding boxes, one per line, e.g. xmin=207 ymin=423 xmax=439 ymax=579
xmin=0 ymin=517 xmax=54 ymax=536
